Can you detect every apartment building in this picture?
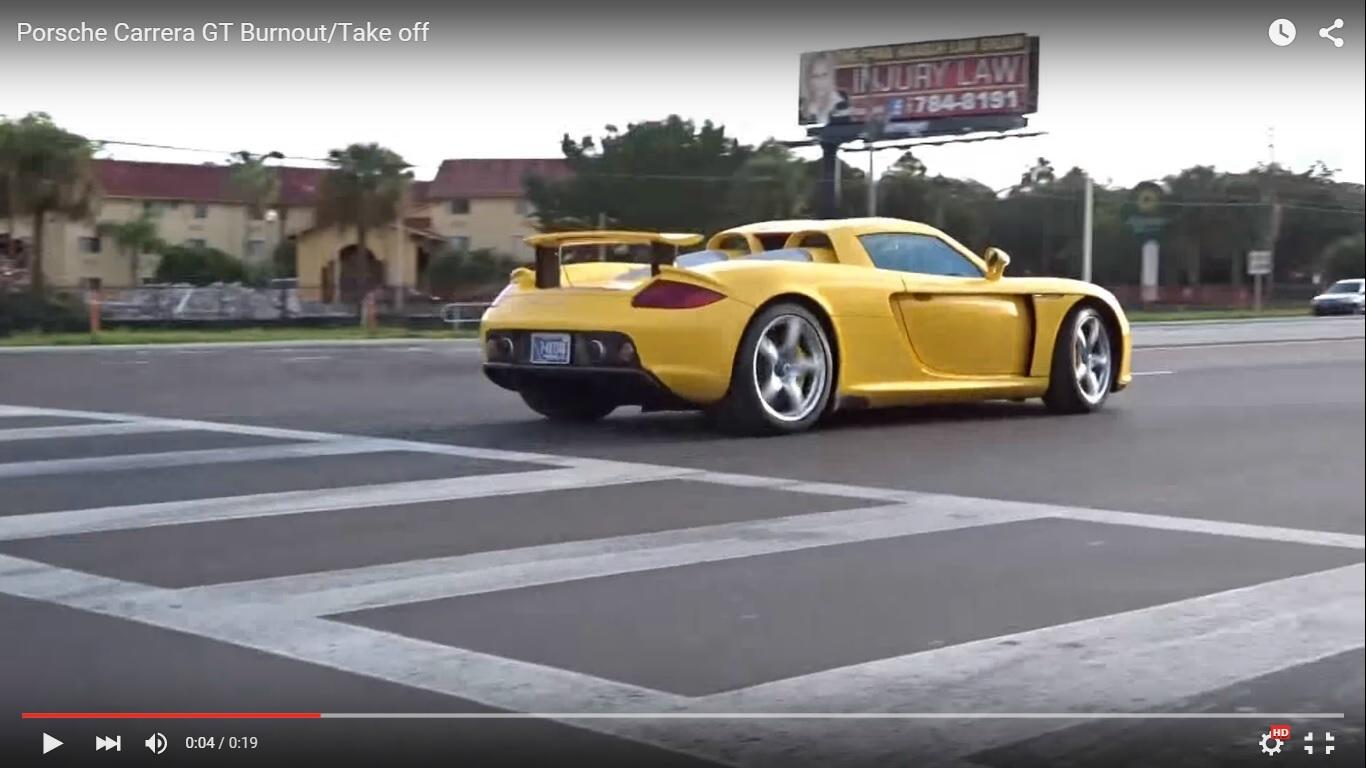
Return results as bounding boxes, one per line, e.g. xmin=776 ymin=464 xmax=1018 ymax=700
xmin=2 ymin=157 xmax=569 ymax=292
xmin=416 ymin=158 xmax=571 ymax=261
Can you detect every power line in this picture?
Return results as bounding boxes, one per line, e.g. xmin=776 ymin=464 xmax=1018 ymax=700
xmin=94 ymin=139 xmax=330 ymax=164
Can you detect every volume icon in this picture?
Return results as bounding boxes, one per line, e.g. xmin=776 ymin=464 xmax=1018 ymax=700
xmin=95 ymin=735 xmax=121 ymax=751
xmin=145 ymin=732 xmax=168 ymax=754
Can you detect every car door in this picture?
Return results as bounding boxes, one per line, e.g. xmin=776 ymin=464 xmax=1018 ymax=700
xmin=860 ymin=232 xmax=1033 ymax=377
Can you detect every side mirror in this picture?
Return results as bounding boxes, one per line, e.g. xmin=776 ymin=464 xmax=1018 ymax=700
xmin=983 ymin=247 xmax=1011 ymax=281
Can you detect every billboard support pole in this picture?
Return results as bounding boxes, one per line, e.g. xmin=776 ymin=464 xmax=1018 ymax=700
xmin=818 ymin=140 xmax=841 ymax=219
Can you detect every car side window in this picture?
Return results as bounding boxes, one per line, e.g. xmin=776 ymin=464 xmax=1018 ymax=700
xmin=859 ymin=233 xmax=982 ymax=277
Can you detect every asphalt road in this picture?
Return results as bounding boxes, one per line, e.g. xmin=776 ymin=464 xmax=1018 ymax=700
xmin=1 ymin=316 xmax=1362 ymax=767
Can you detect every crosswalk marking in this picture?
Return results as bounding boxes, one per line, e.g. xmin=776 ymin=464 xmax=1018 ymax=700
xmin=0 ymin=463 xmax=693 ymax=541
xmin=174 ymin=502 xmax=1044 ymax=615
xmin=0 ymin=421 xmax=194 ymax=442
xmin=0 ymin=551 xmax=1357 ymax=768
xmin=0 ymin=438 xmax=398 ymax=479
xmin=1 ymin=400 xmax=1362 ymax=767
xmin=694 ymin=563 xmax=1364 ymax=766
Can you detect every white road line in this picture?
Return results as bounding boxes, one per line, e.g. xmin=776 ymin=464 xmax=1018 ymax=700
xmin=0 ymin=553 xmax=1357 ymax=768
xmin=3 ymin=403 xmax=1361 ymax=554
xmin=1140 ymin=338 xmax=1365 ymax=351
xmin=0 ymin=422 xmax=194 ymax=442
xmin=0 ymin=405 xmax=128 ymax=421
xmin=281 ymin=355 xmax=333 ymax=362
xmin=0 ymin=403 xmax=601 ymax=466
xmin=175 ymin=502 xmax=1044 ymax=615
xmin=690 ymin=470 xmax=1365 ymax=550
xmin=1131 ymin=370 xmax=1175 ymax=376
xmin=1044 ymin=505 xmax=1364 ymax=550
xmin=0 ymin=463 xmax=693 ymax=542
xmin=692 ymin=563 xmax=1365 ymax=767
xmin=0 ymin=439 xmax=396 ymax=480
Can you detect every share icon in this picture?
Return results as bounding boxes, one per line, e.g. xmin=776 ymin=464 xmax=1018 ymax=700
xmin=1319 ymin=18 xmax=1344 ymax=47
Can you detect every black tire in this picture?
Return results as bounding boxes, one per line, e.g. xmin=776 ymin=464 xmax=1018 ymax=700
xmin=1044 ymin=305 xmax=1114 ymax=414
xmin=709 ymin=302 xmax=834 ymax=436
xmin=519 ymin=382 xmax=617 ymax=422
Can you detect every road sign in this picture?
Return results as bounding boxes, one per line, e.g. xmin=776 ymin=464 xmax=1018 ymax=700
xmin=1247 ymin=250 xmax=1273 ymax=276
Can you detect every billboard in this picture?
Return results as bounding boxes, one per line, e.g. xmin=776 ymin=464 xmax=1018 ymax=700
xmin=798 ymin=33 xmax=1039 ymax=127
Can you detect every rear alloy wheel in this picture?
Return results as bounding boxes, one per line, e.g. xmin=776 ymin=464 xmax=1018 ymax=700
xmin=519 ymin=383 xmax=617 ymax=422
xmin=711 ymin=303 xmax=833 ymax=435
xmin=1044 ymin=305 xmax=1114 ymax=414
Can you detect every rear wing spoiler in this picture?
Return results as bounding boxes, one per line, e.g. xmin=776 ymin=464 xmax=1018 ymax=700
xmin=524 ymin=230 xmax=703 ymax=288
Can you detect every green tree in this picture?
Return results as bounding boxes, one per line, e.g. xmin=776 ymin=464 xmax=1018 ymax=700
xmin=726 ymin=142 xmax=810 ymax=222
xmin=228 ymin=150 xmax=283 ymax=262
xmin=1 ymin=113 xmax=99 ymax=295
xmin=527 ymin=116 xmax=753 ymax=235
xmin=99 ymin=211 xmax=165 ymax=286
xmin=314 ymin=143 xmax=412 ymax=300
xmin=1319 ymin=233 xmax=1364 ymax=282
xmin=0 ymin=119 xmax=18 ymax=267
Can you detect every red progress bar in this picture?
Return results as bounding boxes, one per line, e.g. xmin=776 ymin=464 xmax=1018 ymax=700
xmin=22 ymin=712 xmax=321 ymax=719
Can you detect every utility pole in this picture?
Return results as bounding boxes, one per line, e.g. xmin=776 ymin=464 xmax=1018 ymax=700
xmin=818 ymin=141 xmax=840 ymax=218
xmin=866 ymin=144 xmax=876 ymax=216
xmin=1081 ymin=172 xmax=1094 ymax=282
xmin=1261 ymin=126 xmax=1280 ymax=309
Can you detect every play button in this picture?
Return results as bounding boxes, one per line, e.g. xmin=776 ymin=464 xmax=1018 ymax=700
xmin=42 ymin=733 xmax=63 ymax=754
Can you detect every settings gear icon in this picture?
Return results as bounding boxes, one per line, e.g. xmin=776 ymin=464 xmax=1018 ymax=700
xmin=1260 ymin=732 xmax=1283 ymax=756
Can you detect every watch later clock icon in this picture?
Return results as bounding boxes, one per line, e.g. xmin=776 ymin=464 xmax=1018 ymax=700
xmin=1269 ymin=18 xmax=1297 ymax=46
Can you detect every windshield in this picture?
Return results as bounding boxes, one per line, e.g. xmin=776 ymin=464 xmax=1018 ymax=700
xmin=1325 ymin=280 xmax=1363 ymax=294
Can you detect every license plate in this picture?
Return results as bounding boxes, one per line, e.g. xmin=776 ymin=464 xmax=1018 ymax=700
xmin=529 ymin=333 xmax=572 ymax=365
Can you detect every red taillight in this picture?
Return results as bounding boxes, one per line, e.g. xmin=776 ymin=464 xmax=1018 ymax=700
xmin=631 ymin=280 xmax=726 ymax=309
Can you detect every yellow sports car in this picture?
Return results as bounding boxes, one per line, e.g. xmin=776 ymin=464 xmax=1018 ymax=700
xmin=480 ymin=218 xmax=1131 ymax=435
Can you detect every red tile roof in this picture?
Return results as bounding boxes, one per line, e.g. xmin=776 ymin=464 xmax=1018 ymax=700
xmin=94 ymin=157 xmax=569 ymax=206
xmin=95 ymin=159 xmax=326 ymax=207
xmin=427 ymin=158 xmax=570 ymax=200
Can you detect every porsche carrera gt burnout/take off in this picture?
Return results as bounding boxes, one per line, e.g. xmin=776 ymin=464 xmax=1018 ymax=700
xmin=480 ymin=218 xmax=1132 ymax=435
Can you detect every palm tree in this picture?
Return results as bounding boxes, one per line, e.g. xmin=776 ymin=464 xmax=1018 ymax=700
xmin=99 ymin=211 xmax=164 ymax=286
xmin=314 ymin=143 xmax=412 ymax=302
xmin=0 ymin=119 xmax=19 ymax=267
xmin=3 ymin=113 xmax=99 ymax=295
xmin=228 ymin=150 xmax=283 ymax=266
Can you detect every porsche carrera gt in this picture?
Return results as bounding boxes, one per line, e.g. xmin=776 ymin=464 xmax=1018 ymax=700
xmin=480 ymin=218 xmax=1132 ymax=435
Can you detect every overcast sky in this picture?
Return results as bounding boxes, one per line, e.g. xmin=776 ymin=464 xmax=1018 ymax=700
xmin=3 ymin=0 xmax=1363 ymax=191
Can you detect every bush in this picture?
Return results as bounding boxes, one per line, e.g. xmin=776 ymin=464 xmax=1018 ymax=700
xmin=0 ymin=291 xmax=87 ymax=335
xmin=154 ymin=244 xmax=246 ymax=286
xmin=423 ymin=247 xmax=521 ymax=296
